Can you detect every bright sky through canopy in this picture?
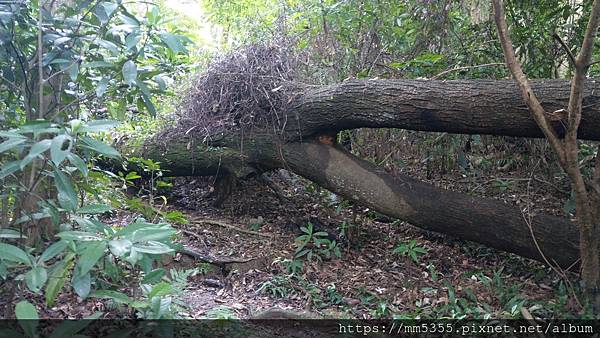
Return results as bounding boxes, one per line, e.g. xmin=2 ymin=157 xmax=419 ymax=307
xmin=164 ymin=0 xmax=216 ymax=47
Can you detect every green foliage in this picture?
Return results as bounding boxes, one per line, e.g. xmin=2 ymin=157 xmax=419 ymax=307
xmin=257 ymin=275 xmax=294 ymax=298
xmin=273 ymin=256 xmax=303 ymax=275
xmin=294 ymin=222 xmax=341 ymax=262
xmin=0 ymin=3 xmax=192 ymax=321
xmin=392 ymin=239 xmax=428 ymax=264
xmin=91 ymin=267 xmax=197 ymax=319
xmin=0 ymin=218 xmax=177 ymax=304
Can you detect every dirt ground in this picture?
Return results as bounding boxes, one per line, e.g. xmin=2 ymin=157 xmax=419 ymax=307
xmin=164 ymin=167 xmax=576 ymax=320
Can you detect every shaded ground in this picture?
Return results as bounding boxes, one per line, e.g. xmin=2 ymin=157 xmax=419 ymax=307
xmin=166 ymin=163 xmax=578 ymax=320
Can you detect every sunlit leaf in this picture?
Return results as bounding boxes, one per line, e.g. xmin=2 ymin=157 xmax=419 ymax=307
xmin=79 ymin=120 xmax=120 ymax=133
xmin=95 ymin=77 xmax=110 ymax=97
xmin=109 ymin=239 xmax=132 ymax=257
xmin=50 ymin=134 xmax=72 ymax=166
xmin=122 ymin=60 xmax=137 ymax=85
xmin=158 ymin=32 xmax=186 ymax=54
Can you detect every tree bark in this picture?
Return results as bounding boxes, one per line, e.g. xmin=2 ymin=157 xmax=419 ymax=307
xmin=287 ymin=79 xmax=600 ymax=141
xmin=134 ymin=78 xmax=600 ymax=269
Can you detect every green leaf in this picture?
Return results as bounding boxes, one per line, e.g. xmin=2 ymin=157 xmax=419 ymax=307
xmin=76 ymin=204 xmax=112 ymax=214
xmin=67 ymin=153 xmax=88 ymax=176
xmin=20 ymin=120 xmax=53 ymax=135
xmin=158 ymin=32 xmax=186 ymax=54
xmin=95 ymin=77 xmax=110 ymax=97
xmin=154 ymin=75 xmax=167 ymax=91
xmin=25 ymin=266 xmax=48 ymax=293
xmin=45 ymin=255 xmax=74 ymax=306
xmin=69 ymin=62 xmax=79 ymax=81
xmin=0 ymin=243 xmax=32 ymax=265
xmin=15 ymin=300 xmax=39 ymax=337
xmin=80 ymin=137 xmax=121 ymax=158
xmin=85 ymin=61 xmax=113 ymax=69
xmin=20 ymin=139 xmax=52 ymax=169
xmin=77 ymin=241 xmax=106 ymax=276
xmin=0 ymin=229 xmax=23 ymax=239
xmin=72 ymin=272 xmax=91 ymax=298
xmin=143 ymin=268 xmax=166 ymax=284
xmin=15 ymin=300 xmax=38 ymax=320
xmin=125 ymin=31 xmax=141 ymax=50
xmin=148 ymin=282 xmax=173 ymax=299
xmin=141 ymin=93 xmax=156 ymax=117
xmin=0 ymin=138 xmax=27 ymax=153
xmin=122 ymin=60 xmax=137 ymax=85
xmin=57 ymin=231 xmax=100 ymax=241
xmin=108 ymin=239 xmax=132 ymax=257
xmin=54 ymin=169 xmax=78 ymax=211
xmin=0 ymin=131 xmax=26 ymax=138
xmin=125 ymin=172 xmax=141 ymax=180
xmin=0 ymin=160 xmax=21 ymax=179
xmin=50 ymin=135 xmax=72 ymax=166
xmin=101 ymin=2 xmax=118 ymax=17
xmin=79 ymin=120 xmax=120 ymax=133
xmin=131 ymin=228 xmax=177 ymax=242
xmin=40 ymin=240 xmax=68 ymax=262
xmin=133 ymin=242 xmax=174 ymax=255
xmin=97 ymin=39 xmax=119 ymax=53
xmin=115 ymin=222 xmax=167 ymax=236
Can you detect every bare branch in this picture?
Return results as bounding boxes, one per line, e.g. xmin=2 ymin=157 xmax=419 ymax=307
xmin=552 ymin=31 xmax=576 ymax=66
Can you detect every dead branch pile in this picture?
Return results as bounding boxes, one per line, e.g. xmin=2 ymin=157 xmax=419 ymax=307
xmin=175 ymin=43 xmax=301 ymax=140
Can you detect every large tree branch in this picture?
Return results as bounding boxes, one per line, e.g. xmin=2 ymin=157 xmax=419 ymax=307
xmin=288 ymin=79 xmax=600 ymax=141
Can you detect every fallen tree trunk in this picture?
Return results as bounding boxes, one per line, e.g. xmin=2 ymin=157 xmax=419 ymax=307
xmin=134 ymin=79 xmax=600 ymax=269
xmin=287 ymin=79 xmax=600 ymax=141
xmin=140 ymin=137 xmax=580 ymax=269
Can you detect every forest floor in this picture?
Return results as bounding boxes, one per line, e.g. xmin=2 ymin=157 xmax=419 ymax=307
xmin=163 ymin=161 xmax=579 ymax=320
xmin=0 ymin=141 xmax=582 ymax=321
